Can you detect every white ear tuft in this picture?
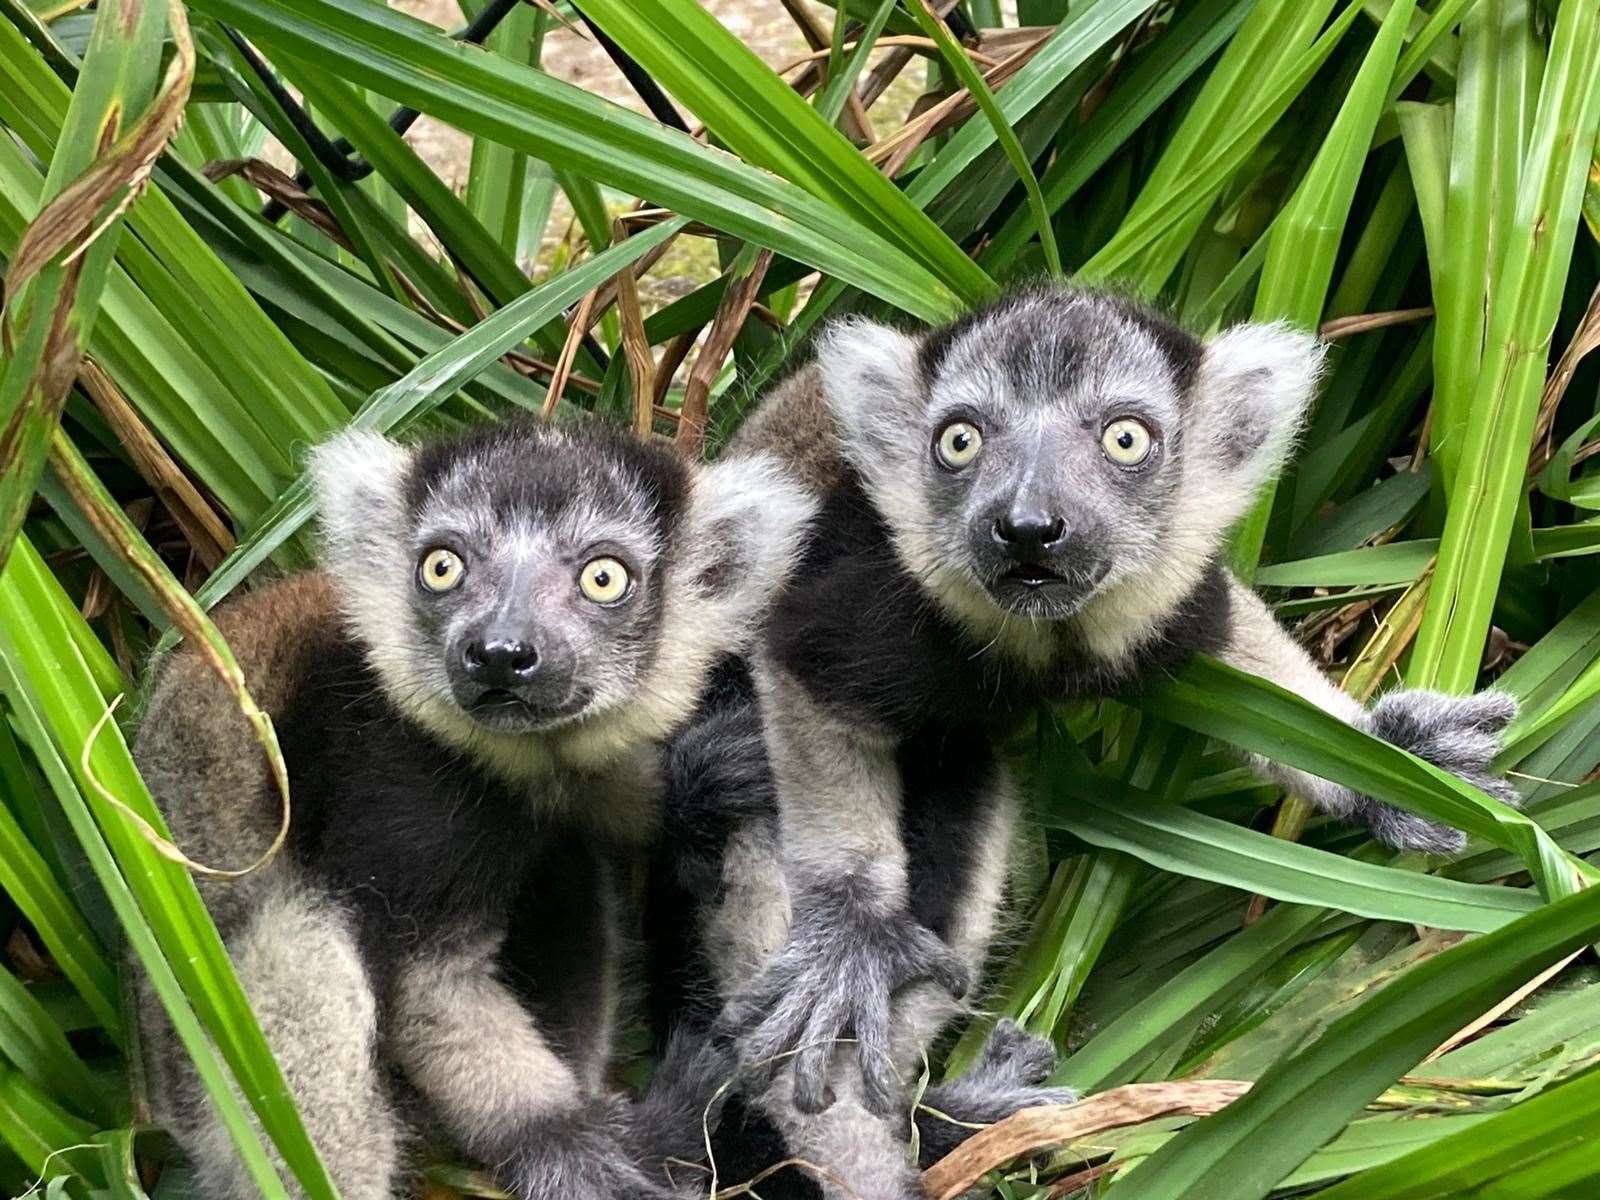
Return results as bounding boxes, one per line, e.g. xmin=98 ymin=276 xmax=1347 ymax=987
xmin=1191 ymin=321 xmax=1325 ymax=508
xmin=815 ymin=317 xmax=923 ymax=479
xmin=678 ymin=452 xmax=818 ymax=651
xmin=307 ymin=428 xmax=414 ymax=574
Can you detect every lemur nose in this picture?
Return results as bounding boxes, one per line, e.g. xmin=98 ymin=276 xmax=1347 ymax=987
xmin=992 ymin=512 xmax=1068 ymax=558
xmin=462 ymin=638 xmax=540 ymax=686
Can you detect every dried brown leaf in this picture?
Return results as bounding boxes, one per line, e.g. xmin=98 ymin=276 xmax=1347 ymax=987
xmin=920 ymin=1080 xmax=1251 ymax=1200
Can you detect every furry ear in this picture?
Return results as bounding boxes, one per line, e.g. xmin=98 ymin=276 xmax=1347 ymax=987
xmin=308 ymin=428 xmax=414 ymax=578
xmin=677 ymin=452 xmax=818 ymax=652
xmin=816 ymin=317 xmax=924 ymax=482
xmin=1187 ymin=321 xmax=1325 ymax=526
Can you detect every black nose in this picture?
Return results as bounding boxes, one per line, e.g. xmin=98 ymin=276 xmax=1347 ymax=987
xmin=992 ymin=511 xmax=1067 ymax=559
xmin=462 ymin=638 xmax=539 ymax=686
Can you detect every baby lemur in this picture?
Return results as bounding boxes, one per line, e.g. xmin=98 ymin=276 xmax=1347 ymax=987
xmin=133 ymin=421 xmax=814 ymax=1199
xmin=647 ymin=285 xmax=1519 ymax=1198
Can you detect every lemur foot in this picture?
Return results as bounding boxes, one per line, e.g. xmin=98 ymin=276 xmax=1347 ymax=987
xmin=915 ymin=1021 xmax=1076 ymax=1167
xmin=969 ymin=1019 xmax=1063 ymax=1087
xmin=507 ymin=1101 xmax=681 ymax=1200
xmin=631 ymin=1030 xmax=735 ymax=1176
xmin=1359 ymin=689 xmax=1520 ymax=854
xmin=723 ymin=875 xmax=970 ymax=1119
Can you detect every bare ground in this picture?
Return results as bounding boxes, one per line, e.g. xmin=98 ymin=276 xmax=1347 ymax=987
xmin=383 ymin=0 xmax=893 ymax=305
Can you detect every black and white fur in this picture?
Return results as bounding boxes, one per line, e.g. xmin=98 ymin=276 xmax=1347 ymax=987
xmin=649 ymin=286 xmax=1518 ymax=1198
xmin=133 ymin=420 xmax=814 ymax=1200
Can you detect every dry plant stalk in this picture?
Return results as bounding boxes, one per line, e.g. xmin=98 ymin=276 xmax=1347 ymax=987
xmin=866 ymin=34 xmax=1048 ymax=173
xmin=204 ymin=158 xmax=348 ymax=246
xmin=77 ymin=360 xmax=235 ymax=568
xmin=542 ymin=290 xmax=598 ymax=420
xmin=0 ymin=0 xmax=196 ymax=574
xmin=776 ymin=0 xmax=875 ymax=141
xmin=1529 ymin=282 xmax=1600 ymax=473
xmin=652 ymin=328 xmax=701 ymax=410
xmin=6 ymin=0 xmax=194 ymax=288
xmin=920 ymin=1081 xmax=1252 ymax=1200
xmin=611 ymin=221 xmax=657 ymax=440
xmin=1423 ymin=949 xmax=1585 ymax=1063
xmin=776 ymin=36 xmax=1001 ymax=77
xmin=1319 ymin=306 xmax=1436 ymax=340
xmin=678 ymin=250 xmax=774 ymax=456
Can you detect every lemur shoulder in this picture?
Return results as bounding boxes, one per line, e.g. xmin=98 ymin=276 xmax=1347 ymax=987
xmin=134 ymin=420 xmax=814 ymax=1200
xmin=649 ymin=285 xmax=1519 ymax=1199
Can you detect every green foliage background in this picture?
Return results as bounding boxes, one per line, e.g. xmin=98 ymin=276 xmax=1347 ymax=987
xmin=1 ymin=0 xmax=1600 ymax=1196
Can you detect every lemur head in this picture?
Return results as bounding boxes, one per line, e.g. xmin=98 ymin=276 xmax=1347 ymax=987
xmin=819 ymin=285 xmax=1322 ymax=656
xmin=311 ymin=421 xmax=814 ymax=772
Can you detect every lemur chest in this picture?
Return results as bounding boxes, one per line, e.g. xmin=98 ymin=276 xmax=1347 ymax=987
xmin=274 ymin=645 xmax=589 ymax=936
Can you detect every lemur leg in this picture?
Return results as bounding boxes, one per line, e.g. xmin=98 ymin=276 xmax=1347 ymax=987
xmin=707 ymin=753 xmax=1056 ymax=1199
xmin=1217 ymin=577 xmax=1519 ymax=852
xmin=142 ymin=883 xmax=402 ymax=1200
xmin=729 ymin=662 xmax=969 ymax=1117
xmin=390 ymin=929 xmax=672 ymax=1200
xmin=503 ymin=830 xmax=726 ymax=1184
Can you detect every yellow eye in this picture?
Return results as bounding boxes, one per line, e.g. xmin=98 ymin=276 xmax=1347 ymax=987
xmin=936 ymin=420 xmax=983 ymax=469
xmin=419 ymin=548 xmax=465 ymax=593
xmin=579 ymin=557 xmax=630 ymax=604
xmin=1101 ymin=418 xmax=1153 ymax=466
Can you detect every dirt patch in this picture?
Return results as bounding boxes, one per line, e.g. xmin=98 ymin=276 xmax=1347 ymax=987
xmin=259 ymin=2 xmax=930 ymax=310
xmin=386 ymin=2 xmax=925 ymax=303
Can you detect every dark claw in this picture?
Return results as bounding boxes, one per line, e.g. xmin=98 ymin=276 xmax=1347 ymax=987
xmin=858 ymin=1038 xmax=903 ymax=1117
xmin=792 ymin=1032 xmax=834 ymax=1114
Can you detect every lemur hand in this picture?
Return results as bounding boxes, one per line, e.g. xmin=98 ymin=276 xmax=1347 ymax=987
xmin=723 ymin=875 xmax=970 ymax=1117
xmin=916 ymin=1020 xmax=1077 ymax=1167
xmin=1357 ymin=689 xmax=1520 ymax=854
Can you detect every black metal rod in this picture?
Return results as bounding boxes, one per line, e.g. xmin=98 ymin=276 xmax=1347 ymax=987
xmin=239 ymin=0 xmax=525 ymax=220
xmin=574 ymin=10 xmax=689 ymax=133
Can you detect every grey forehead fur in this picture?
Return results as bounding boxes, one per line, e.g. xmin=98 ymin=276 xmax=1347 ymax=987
xmin=402 ymin=420 xmax=685 ymax=561
xmin=919 ymin=285 xmax=1203 ymax=417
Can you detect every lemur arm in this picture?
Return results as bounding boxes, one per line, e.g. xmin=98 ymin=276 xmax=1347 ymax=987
xmin=390 ymin=931 xmax=672 ymax=1200
xmin=1213 ymin=575 xmax=1518 ymax=852
xmin=726 ymin=658 xmax=969 ymax=1117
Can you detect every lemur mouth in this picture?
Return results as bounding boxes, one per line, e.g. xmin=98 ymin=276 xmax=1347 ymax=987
xmin=1002 ymin=562 xmax=1065 ymax=588
xmin=472 ymin=688 xmax=534 ymax=714
xmin=464 ymin=686 xmax=592 ymax=733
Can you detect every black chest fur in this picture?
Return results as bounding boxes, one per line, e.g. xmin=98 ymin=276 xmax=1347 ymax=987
xmin=274 ymin=640 xmax=545 ymax=952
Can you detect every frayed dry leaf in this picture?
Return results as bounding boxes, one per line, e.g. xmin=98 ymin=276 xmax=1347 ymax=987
xmin=920 ymin=1080 xmax=1251 ymax=1200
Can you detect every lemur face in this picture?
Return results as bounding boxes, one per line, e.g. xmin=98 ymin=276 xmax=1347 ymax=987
xmin=312 ymin=421 xmax=815 ymax=765
xmin=914 ymin=293 xmax=1196 ymax=619
xmin=404 ymin=425 xmax=691 ymax=732
xmin=820 ymin=285 xmax=1323 ymax=630
xmin=317 ymin=421 xmax=689 ymax=734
